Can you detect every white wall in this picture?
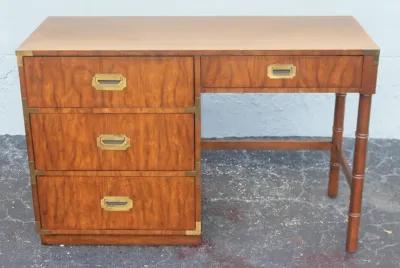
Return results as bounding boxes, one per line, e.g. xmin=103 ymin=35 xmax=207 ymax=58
xmin=1 ymin=0 xmax=399 ymax=138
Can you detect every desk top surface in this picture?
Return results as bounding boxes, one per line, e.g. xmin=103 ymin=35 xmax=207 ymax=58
xmin=17 ymin=16 xmax=379 ymax=55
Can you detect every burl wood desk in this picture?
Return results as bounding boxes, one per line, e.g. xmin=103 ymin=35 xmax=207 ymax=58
xmin=16 ymin=16 xmax=379 ymax=252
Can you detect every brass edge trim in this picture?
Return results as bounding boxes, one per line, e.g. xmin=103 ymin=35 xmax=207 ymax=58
xmin=185 ymin=221 xmax=201 ymax=236
xmin=16 ymin=51 xmax=33 ymax=67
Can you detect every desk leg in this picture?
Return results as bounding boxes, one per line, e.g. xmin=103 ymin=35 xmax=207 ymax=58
xmin=328 ymin=93 xmax=346 ymax=198
xmin=346 ymin=94 xmax=372 ymax=253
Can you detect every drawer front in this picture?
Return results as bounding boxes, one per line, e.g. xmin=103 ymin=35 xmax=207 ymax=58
xmin=201 ymin=56 xmax=363 ymax=88
xmin=37 ymin=176 xmax=195 ymax=230
xmin=30 ymin=114 xmax=194 ymax=170
xmin=24 ymin=57 xmax=194 ymax=108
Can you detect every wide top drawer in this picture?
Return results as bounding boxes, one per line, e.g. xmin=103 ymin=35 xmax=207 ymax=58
xmin=24 ymin=57 xmax=194 ymax=108
xmin=201 ymin=56 xmax=363 ymax=89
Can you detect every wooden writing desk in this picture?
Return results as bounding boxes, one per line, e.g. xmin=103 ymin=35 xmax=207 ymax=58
xmin=17 ymin=16 xmax=379 ymax=252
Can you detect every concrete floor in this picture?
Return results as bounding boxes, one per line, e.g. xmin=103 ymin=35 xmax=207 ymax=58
xmin=0 ymin=135 xmax=399 ymax=268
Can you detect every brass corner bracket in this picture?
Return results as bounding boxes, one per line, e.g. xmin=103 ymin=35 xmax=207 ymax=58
xmin=16 ymin=51 xmax=33 ymax=67
xmin=185 ymin=221 xmax=201 ymax=236
xmin=184 ymin=97 xmax=201 ymax=115
xmin=34 ymin=221 xmax=41 ymax=233
xmin=373 ymin=50 xmax=380 ymax=65
xmin=184 ymin=170 xmax=197 ymax=177
xmin=28 ymin=160 xmax=44 ymax=186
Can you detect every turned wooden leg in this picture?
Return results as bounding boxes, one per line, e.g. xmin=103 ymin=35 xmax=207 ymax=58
xmin=328 ymin=93 xmax=346 ymax=198
xmin=346 ymin=94 xmax=372 ymax=253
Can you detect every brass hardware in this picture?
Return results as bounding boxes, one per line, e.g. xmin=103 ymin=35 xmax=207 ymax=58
xmin=101 ymin=196 xmax=133 ymax=211
xmin=92 ymin=74 xmax=127 ymax=91
xmin=16 ymin=51 xmax=33 ymax=67
xmin=97 ymin=134 xmax=131 ymax=150
xmin=267 ymin=64 xmax=296 ymax=79
xmin=185 ymin=221 xmax=201 ymax=235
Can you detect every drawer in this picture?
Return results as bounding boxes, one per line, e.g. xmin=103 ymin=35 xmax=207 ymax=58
xmin=201 ymin=56 xmax=363 ymax=88
xmin=24 ymin=57 xmax=194 ymax=108
xmin=37 ymin=176 xmax=195 ymax=230
xmin=30 ymin=114 xmax=194 ymax=171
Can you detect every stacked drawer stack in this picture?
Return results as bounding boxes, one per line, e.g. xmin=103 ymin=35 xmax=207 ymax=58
xmin=19 ymin=56 xmax=201 ymax=245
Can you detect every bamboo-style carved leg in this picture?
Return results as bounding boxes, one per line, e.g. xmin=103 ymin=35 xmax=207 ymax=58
xmin=346 ymin=94 xmax=372 ymax=253
xmin=328 ymin=93 xmax=346 ymax=198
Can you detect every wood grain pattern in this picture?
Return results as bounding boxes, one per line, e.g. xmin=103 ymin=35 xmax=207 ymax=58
xmin=201 ymin=56 xmax=363 ymax=89
xmin=328 ymin=94 xmax=346 ymax=198
xmin=31 ymin=107 xmax=195 ymax=114
xmin=346 ymin=94 xmax=372 ymax=252
xmin=40 ymin=229 xmax=187 ymax=235
xmin=16 ymin=16 xmax=380 ymax=249
xmin=336 ymin=144 xmax=352 ymax=187
xmin=41 ymin=234 xmax=201 ymax=245
xmin=30 ymin=114 xmax=194 ymax=171
xmin=17 ymin=17 xmax=378 ymax=54
xmin=37 ymin=176 xmax=196 ymax=230
xmin=24 ymin=57 xmax=193 ymax=108
xmin=201 ymin=87 xmax=361 ymax=94
xmin=202 ymin=139 xmax=331 ymax=150
xmin=41 ymin=170 xmax=194 ymax=177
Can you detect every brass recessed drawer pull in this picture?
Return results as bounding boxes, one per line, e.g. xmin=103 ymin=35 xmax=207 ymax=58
xmin=97 ymin=134 xmax=130 ymax=150
xmin=92 ymin=73 xmax=127 ymax=91
xmin=267 ymin=64 xmax=296 ymax=79
xmin=101 ymin=196 xmax=133 ymax=211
